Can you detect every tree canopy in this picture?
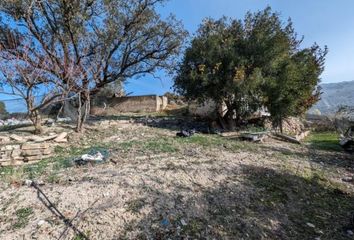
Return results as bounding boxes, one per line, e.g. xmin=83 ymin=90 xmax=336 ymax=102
xmin=174 ymin=7 xmax=327 ymax=130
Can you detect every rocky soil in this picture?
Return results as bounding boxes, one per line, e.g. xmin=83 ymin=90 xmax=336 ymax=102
xmin=0 ymin=117 xmax=353 ymax=240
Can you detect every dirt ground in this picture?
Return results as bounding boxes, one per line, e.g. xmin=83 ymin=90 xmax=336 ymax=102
xmin=0 ymin=117 xmax=353 ymax=240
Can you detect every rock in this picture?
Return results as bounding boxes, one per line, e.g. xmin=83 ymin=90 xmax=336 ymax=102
xmin=0 ymin=136 xmax=10 ymax=143
xmin=1 ymin=145 xmax=20 ymax=151
xmin=342 ymin=177 xmax=354 ymax=183
xmin=36 ymin=180 xmax=45 ymax=186
xmin=29 ymin=134 xmax=58 ymax=143
xmin=11 ymin=149 xmax=22 ymax=157
xmin=24 ymin=156 xmax=42 ymax=162
xmin=296 ymin=130 xmax=311 ymax=141
xmin=45 ymin=118 xmax=55 ymax=125
xmin=54 ymin=132 xmax=68 ymax=143
xmin=22 ymin=149 xmax=43 ymax=156
xmin=176 ymin=129 xmax=195 ymax=137
xmin=27 ymin=135 xmax=45 ymax=142
xmin=306 ymin=223 xmax=316 ymax=228
xmin=240 ymin=132 xmax=268 ymax=142
xmin=56 ymin=117 xmax=71 ymax=123
xmin=24 ymin=179 xmax=33 ymax=186
xmin=21 ymin=143 xmax=49 ymax=150
xmin=37 ymin=220 xmax=46 ymax=227
xmin=9 ymin=134 xmax=25 ymax=142
xmin=42 ymin=149 xmax=52 ymax=155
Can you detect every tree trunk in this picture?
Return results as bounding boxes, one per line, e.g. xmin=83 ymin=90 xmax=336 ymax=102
xmin=279 ymin=118 xmax=283 ymax=133
xmin=76 ymin=92 xmax=90 ymax=133
xmin=55 ymin=103 xmax=64 ymax=121
xmin=29 ymin=110 xmax=43 ymax=135
xmin=219 ymin=109 xmax=236 ymax=131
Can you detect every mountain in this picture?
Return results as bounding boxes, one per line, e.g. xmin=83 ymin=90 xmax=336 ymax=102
xmin=309 ymin=80 xmax=354 ymax=115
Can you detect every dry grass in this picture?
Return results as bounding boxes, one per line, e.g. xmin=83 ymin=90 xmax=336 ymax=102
xmin=0 ymin=118 xmax=353 ymax=239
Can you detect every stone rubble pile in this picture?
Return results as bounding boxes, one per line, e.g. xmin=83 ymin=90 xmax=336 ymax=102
xmin=0 ymin=131 xmax=69 ymax=166
xmin=0 ymin=132 xmax=68 ymax=144
xmin=0 ymin=143 xmax=52 ymax=166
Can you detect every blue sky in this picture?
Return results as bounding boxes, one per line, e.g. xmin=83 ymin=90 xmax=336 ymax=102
xmin=125 ymin=0 xmax=354 ymax=95
xmin=2 ymin=0 xmax=354 ymax=112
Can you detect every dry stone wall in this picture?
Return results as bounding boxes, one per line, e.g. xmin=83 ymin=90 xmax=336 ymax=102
xmin=91 ymin=95 xmax=168 ymax=115
xmin=0 ymin=143 xmax=52 ymax=166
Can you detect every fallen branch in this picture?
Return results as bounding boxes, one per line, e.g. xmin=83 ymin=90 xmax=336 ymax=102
xmin=273 ymin=133 xmax=301 ymax=144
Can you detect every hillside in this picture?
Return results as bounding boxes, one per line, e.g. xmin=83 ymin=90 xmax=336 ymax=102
xmin=310 ymin=80 xmax=354 ymax=115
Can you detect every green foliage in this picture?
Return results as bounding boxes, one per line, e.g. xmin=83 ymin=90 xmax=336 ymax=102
xmin=174 ymin=7 xmax=327 ymax=129
xmin=14 ymin=207 xmax=33 ymax=229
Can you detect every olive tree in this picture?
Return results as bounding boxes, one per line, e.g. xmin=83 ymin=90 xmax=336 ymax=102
xmin=174 ymin=7 xmax=327 ymax=130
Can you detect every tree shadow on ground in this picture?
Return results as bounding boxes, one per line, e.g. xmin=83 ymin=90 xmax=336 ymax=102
xmin=112 ymin=165 xmax=354 ymax=239
xmin=259 ymin=142 xmax=354 ymax=174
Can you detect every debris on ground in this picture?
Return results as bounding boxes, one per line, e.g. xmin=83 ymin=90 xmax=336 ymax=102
xmin=240 ymin=132 xmax=268 ymax=142
xmin=0 ymin=116 xmax=353 ymax=240
xmin=54 ymin=132 xmax=68 ymax=143
xmin=306 ymin=222 xmax=316 ymax=228
xmin=9 ymin=134 xmax=25 ymax=142
xmin=176 ymin=129 xmax=195 ymax=137
xmin=272 ymin=133 xmax=301 ymax=144
xmin=0 ymin=136 xmax=10 ymax=143
xmin=74 ymin=148 xmax=109 ymax=166
xmin=5 ymin=132 xmax=69 ymax=145
xmin=295 ymin=130 xmax=311 ymax=141
xmin=342 ymin=176 xmax=354 ymax=183
xmin=180 ymin=219 xmax=188 ymax=226
xmin=23 ymin=179 xmax=45 ymax=187
xmin=340 ymin=126 xmax=354 ymax=152
xmin=56 ymin=117 xmax=72 ymax=123
xmin=160 ymin=218 xmax=170 ymax=227
xmin=45 ymin=118 xmax=55 ymax=126
xmin=27 ymin=135 xmax=59 ymax=143
xmin=0 ymin=118 xmax=32 ymax=127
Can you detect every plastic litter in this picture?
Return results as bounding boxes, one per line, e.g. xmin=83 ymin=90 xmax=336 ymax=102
xmin=176 ymin=129 xmax=195 ymax=137
xmin=160 ymin=218 xmax=170 ymax=227
xmin=74 ymin=148 xmax=109 ymax=166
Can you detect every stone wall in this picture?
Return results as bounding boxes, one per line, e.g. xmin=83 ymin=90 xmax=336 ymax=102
xmin=0 ymin=143 xmax=52 ymax=166
xmin=91 ymin=95 xmax=168 ymax=115
xmin=188 ymin=99 xmax=227 ymax=120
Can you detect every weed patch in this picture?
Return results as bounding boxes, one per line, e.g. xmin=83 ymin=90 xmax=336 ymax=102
xmin=306 ymin=132 xmax=342 ymax=152
xmin=13 ymin=207 xmax=33 ymax=229
xmin=125 ymin=198 xmax=146 ymax=214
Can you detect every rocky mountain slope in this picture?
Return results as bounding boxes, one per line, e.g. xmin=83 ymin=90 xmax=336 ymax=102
xmin=310 ymin=80 xmax=354 ymax=115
